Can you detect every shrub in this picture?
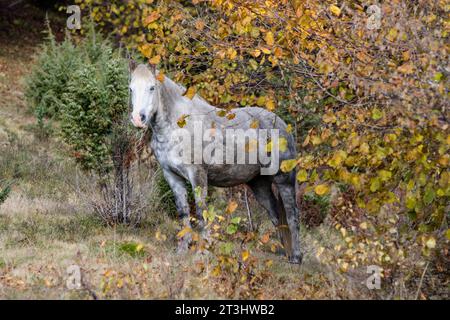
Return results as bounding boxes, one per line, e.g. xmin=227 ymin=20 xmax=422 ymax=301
xmin=25 ymin=25 xmax=150 ymax=224
xmin=25 ymin=23 xmax=80 ymax=125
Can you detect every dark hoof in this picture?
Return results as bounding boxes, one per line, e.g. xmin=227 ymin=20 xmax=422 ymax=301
xmin=288 ymin=254 xmax=303 ymax=264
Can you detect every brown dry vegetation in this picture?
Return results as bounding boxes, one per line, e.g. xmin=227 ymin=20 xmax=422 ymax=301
xmin=0 ymin=2 xmax=447 ymax=300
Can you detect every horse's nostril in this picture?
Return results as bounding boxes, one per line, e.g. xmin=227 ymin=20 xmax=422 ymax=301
xmin=140 ymin=113 xmax=146 ymax=123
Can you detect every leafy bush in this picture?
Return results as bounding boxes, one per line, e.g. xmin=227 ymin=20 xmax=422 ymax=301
xmin=60 ymin=48 xmax=128 ymax=174
xmin=25 ymin=25 xmax=148 ymax=224
xmin=25 ymin=24 xmax=79 ymax=125
xmin=75 ymin=0 xmax=449 ymax=297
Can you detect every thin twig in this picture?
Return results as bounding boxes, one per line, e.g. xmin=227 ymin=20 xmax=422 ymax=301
xmin=244 ymin=186 xmax=254 ymax=232
xmin=414 ymin=261 xmax=429 ymax=300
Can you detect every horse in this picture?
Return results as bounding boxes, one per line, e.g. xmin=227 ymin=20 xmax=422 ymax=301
xmin=129 ymin=62 xmax=302 ymax=264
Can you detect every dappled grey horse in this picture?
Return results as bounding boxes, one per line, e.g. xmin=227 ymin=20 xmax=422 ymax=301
xmin=129 ymin=62 xmax=301 ymax=264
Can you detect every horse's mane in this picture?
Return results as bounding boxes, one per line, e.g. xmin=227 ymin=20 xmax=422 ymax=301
xmin=160 ymin=71 xmax=215 ymax=110
xmin=132 ymin=64 xmax=216 ymax=114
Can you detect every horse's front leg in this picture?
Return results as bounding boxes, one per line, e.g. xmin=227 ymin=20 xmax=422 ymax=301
xmin=162 ymin=169 xmax=192 ymax=252
xmin=187 ymin=168 xmax=208 ymax=232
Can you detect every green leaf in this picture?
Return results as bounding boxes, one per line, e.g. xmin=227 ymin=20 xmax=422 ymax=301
xmin=406 ymin=196 xmax=416 ymax=210
xmin=378 ymin=170 xmax=392 ymax=182
xmin=226 ymin=224 xmax=238 ymax=235
xmin=230 ymin=217 xmax=241 ymax=224
xmin=423 ymin=187 xmax=435 ymax=205
xmin=296 ymin=169 xmax=308 ymax=182
xmin=371 ymin=108 xmax=383 ymax=120
xmin=220 ymin=242 xmax=234 ymax=255
xmin=433 ymin=72 xmax=443 ymax=82
xmin=370 ymin=177 xmax=381 ymax=192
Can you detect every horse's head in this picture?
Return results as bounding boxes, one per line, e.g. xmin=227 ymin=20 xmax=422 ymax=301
xmin=129 ymin=61 xmax=158 ymax=128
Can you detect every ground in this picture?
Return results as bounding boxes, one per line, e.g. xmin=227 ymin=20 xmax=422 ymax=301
xmin=0 ymin=2 xmax=444 ymax=300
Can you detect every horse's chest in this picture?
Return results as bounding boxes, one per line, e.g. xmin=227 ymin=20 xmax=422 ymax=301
xmin=151 ymin=139 xmax=185 ymax=172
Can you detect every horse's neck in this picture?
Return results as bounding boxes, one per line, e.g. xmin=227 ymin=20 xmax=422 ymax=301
xmin=151 ymin=76 xmax=216 ymax=132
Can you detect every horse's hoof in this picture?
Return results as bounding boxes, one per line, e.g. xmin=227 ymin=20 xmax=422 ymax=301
xmin=288 ymin=254 xmax=303 ymax=265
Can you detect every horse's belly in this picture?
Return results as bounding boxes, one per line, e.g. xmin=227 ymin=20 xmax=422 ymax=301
xmin=207 ymin=164 xmax=260 ymax=187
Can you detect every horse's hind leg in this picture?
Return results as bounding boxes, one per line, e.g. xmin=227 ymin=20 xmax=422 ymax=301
xmin=274 ymin=174 xmax=302 ymax=264
xmin=247 ymin=176 xmax=279 ymax=227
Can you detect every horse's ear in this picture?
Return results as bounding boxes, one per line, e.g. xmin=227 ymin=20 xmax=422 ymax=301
xmin=129 ymin=59 xmax=138 ymax=72
xmin=149 ymin=63 xmax=156 ymax=75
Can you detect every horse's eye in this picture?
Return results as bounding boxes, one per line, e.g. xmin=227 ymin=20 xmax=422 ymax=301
xmin=149 ymin=86 xmax=155 ymax=92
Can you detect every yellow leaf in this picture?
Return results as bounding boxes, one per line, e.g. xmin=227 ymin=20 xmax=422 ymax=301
xmin=242 ymin=250 xmax=249 ymax=261
xmin=329 ymin=5 xmax=341 ymax=17
xmin=139 ymin=44 xmax=152 ymax=58
xmin=251 ymin=49 xmax=261 ymax=58
xmin=425 ymin=237 xmax=436 ymax=249
xmin=278 ymin=137 xmax=288 ymax=152
xmin=386 ymin=28 xmax=398 ymax=42
xmin=136 ymin=244 xmax=144 ymax=252
xmin=359 ymin=142 xmax=370 ymax=154
xmin=226 ymin=113 xmax=236 ymax=120
xmin=265 ymin=31 xmax=274 ymax=46
xmin=156 ymin=72 xmax=165 ymax=83
xmin=286 ymin=124 xmax=293 ymax=133
xmin=280 ymin=159 xmax=297 ymax=173
xmin=256 ymin=96 xmax=266 ymax=106
xmin=149 ymin=55 xmax=161 ymax=65
xmin=314 ymin=184 xmax=330 ymax=196
xmin=311 ymin=135 xmax=322 ymax=145
xmin=183 ymin=86 xmax=196 ymax=99
xmin=177 ymin=226 xmax=192 ymax=238
xmin=265 ymin=140 xmax=273 ymax=152
xmin=327 ymin=150 xmax=347 ymax=168
xmin=227 ymin=47 xmax=237 ymax=60
xmin=177 ymin=114 xmax=189 ymax=128
xmin=226 ymin=200 xmax=238 ymax=214
xmin=260 ymin=47 xmax=271 ymax=54
xmin=296 ymin=169 xmax=308 ymax=182
xmin=250 ymin=119 xmax=259 ymax=129
xmin=266 ymin=99 xmax=276 ymax=111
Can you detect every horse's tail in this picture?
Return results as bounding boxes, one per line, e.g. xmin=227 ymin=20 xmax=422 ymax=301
xmin=275 ymin=188 xmax=293 ymax=259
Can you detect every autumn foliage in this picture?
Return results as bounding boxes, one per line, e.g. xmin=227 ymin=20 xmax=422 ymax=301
xmin=73 ymin=0 xmax=448 ymax=295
